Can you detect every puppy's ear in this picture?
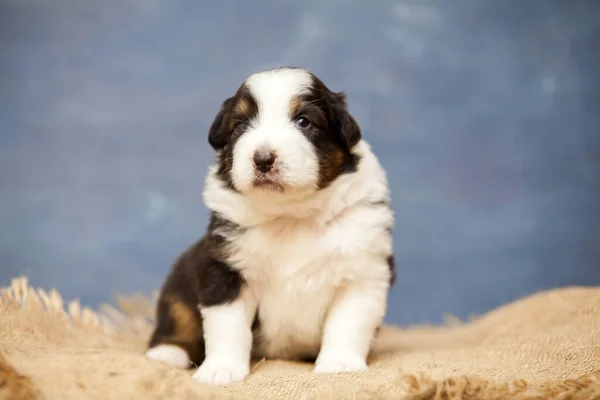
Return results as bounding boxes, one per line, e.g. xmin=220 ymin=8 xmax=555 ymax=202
xmin=331 ymin=92 xmax=361 ymax=149
xmin=208 ymin=96 xmax=235 ymax=151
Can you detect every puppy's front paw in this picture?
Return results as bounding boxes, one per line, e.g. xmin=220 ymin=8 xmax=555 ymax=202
xmin=192 ymin=358 xmax=249 ymax=385
xmin=314 ymin=352 xmax=368 ymax=374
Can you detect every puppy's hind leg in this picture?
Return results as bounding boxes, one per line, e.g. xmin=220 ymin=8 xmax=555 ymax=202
xmin=146 ymin=295 xmax=204 ymax=370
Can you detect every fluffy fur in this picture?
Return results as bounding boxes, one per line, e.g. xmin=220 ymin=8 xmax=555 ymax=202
xmin=145 ymin=67 xmax=396 ymax=385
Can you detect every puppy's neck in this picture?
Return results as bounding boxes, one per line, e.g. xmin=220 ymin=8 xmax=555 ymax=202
xmin=204 ymin=170 xmax=358 ymax=228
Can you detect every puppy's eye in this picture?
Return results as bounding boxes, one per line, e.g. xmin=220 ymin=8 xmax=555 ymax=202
xmin=295 ymin=117 xmax=311 ymax=129
xmin=233 ymin=121 xmax=247 ymax=133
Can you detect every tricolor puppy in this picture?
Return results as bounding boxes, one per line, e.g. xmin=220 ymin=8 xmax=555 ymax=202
xmin=145 ymin=67 xmax=396 ymax=385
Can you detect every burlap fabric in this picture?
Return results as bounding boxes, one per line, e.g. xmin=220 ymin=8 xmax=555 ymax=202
xmin=0 ymin=277 xmax=598 ymax=400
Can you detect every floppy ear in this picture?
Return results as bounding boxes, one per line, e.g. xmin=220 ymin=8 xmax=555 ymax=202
xmin=331 ymin=92 xmax=361 ymax=149
xmin=208 ymin=96 xmax=235 ymax=151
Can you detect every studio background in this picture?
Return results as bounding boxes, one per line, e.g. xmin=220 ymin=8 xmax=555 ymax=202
xmin=1 ymin=0 xmax=599 ymax=325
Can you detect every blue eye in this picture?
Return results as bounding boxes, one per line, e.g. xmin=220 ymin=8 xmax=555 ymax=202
xmin=295 ymin=117 xmax=311 ymax=129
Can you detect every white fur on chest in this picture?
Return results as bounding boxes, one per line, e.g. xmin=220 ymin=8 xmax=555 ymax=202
xmin=226 ymin=204 xmax=392 ymax=359
xmin=248 ymin=263 xmax=334 ymax=359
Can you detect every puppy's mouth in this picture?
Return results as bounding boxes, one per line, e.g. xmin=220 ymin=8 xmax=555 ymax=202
xmin=251 ymin=170 xmax=285 ymax=192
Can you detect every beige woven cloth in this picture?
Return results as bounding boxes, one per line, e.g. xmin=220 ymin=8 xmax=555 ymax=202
xmin=0 ymin=277 xmax=599 ymax=400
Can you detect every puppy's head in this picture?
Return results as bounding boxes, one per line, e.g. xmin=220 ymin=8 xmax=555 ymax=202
xmin=208 ymin=67 xmax=361 ymax=195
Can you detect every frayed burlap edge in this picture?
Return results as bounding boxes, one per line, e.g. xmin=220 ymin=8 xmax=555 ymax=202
xmin=397 ymin=373 xmax=600 ymax=400
xmin=1 ymin=276 xmax=599 ymax=400
xmin=0 ymin=276 xmax=156 ymax=337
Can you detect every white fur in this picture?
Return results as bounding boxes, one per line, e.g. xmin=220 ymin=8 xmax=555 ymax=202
xmin=193 ymin=287 xmax=256 ymax=385
xmin=231 ymin=68 xmax=320 ymax=195
xmin=145 ymin=344 xmax=190 ymax=369
xmin=195 ymin=68 xmax=394 ymax=384
xmin=314 ymin=279 xmax=388 ymax=373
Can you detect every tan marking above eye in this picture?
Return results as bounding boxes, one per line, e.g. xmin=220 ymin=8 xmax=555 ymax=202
xmin=288 ymin=96 xmax=306 ymax=117
xmin=235 ymin=99 xmax=250 ymax=115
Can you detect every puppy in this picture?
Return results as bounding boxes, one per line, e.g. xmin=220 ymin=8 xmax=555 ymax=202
xmin=145 ymin=66 xmax=396 ymax=385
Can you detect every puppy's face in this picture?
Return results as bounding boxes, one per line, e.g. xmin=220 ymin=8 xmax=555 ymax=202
xmin=208 ymin=67 xmax=361 ymax=195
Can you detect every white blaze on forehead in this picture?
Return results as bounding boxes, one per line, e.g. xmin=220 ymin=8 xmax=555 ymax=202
xmin=245 ymin=68 xmax=313 ymax=121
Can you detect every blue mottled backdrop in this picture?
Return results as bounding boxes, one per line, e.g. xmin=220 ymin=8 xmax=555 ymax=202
xmin=1 ymin=0 xmax=599 ymax=325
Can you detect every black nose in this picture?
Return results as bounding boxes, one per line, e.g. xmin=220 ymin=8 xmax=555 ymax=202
xmin=253 ymin=150 xmax=276 ymax=173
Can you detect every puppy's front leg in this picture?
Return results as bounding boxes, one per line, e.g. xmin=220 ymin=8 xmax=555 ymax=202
xmin=193 ymin=287 xmax=256 ymax=385
xmin=315 ymin=279 xmax=388 ymax=374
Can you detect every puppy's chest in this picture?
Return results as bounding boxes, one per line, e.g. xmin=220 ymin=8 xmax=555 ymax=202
xmin=227 ymin=221 xmax=345 ymax=359
xmin=227 ymin=217 xmax=354 ymax=280
xmin=230 ymin=222 xmax=339 ymax=272
xmin=249 ymin=269 xmax=335 ymax=359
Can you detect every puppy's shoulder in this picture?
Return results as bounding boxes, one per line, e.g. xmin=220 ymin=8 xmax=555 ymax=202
xmin=161 ymin=212 xmax=244 ymax=303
